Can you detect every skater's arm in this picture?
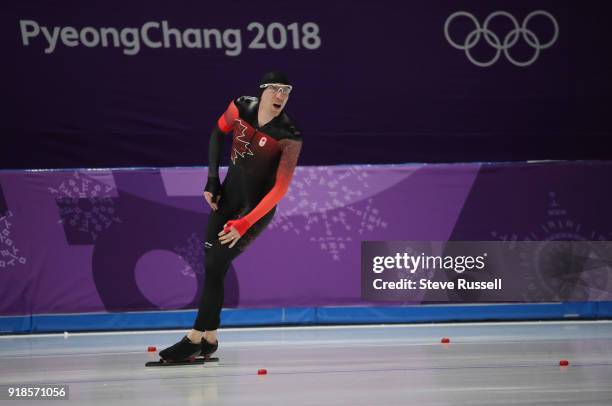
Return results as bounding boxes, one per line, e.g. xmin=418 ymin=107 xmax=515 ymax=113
xmin=216 ymin=100 xmax=239 ymax=133
xmin=205 ymin=125 xmax=226 ymax=182
xmin=223 ymin=138 xmax=302 ymax=236
xmin=204 ymin=100 xmax=238 ymax=199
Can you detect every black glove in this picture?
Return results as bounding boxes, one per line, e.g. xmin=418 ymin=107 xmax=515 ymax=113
xmin=204 ymin=176 xmax=222 ymax=199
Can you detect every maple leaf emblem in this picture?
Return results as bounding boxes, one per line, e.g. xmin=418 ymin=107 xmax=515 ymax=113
xmin=231 ymin=119 xmax=254 ymax=164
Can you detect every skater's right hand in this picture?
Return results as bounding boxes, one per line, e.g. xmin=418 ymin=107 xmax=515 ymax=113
xmin=204 ymin=176 xmax=222 ymax=211
xmin=204 ymin=191 xmax=221 ymax=211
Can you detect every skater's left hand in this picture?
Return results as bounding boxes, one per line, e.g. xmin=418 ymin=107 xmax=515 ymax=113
xmin=219 ymin=224 xmax=241 ymax=248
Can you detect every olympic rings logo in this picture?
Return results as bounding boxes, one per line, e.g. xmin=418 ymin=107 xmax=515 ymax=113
xmin=444 ymin=10 xmax=559 ymax=67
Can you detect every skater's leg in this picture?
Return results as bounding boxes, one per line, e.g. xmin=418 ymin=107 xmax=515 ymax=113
xmin=192 ymin=234 xmax=233 ymax=331
xmin=158 ymin=202 xmax=236 ymax=362
xmin=193 ymin=206 xmax=277 ymax=332
xmin=158 ymin=204 xmax=276 ymax=361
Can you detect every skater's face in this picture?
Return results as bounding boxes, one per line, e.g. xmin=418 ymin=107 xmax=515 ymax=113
xmin=260 ymin=83 xmax=291 ymax=116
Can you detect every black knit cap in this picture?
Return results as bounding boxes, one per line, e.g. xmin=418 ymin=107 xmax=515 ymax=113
xmin=259 ymin=71 xmax=291 ymax=86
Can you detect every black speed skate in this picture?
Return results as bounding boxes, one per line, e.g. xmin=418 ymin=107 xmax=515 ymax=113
xmin=145 ymin=336 xmax=219 ymax=367
xmin=200 ymin=338 xmax=219 ymax=358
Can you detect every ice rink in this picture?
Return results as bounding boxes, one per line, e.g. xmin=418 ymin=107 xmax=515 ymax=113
xmin=1 ymin=321 xmax=612 ymax=405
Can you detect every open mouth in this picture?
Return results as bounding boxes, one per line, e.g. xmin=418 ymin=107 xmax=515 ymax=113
xmin=273 ymin=103 xmax=282 ymax=109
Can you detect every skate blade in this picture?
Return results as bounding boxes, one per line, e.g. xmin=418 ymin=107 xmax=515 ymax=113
xmin=145 ymin=356 xmax=219 ymax=367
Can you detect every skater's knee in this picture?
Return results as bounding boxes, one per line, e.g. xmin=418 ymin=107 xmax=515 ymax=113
xmin=204 ymin=250 xmax=230 ymax=273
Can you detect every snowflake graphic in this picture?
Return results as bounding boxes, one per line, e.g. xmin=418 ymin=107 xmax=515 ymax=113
xmin=174 ymin=232 xmax=205 ymax=278
xmin=269 ymin=166 xmax=388 ymax=261
xmin=0 ymin=211 xmax=27 ymax=270
xmin=50 ymin=172 xmax=121 ymax=241
xmin=491 ymin=191 xmax=612 ymax=301
xmin=490 ymin=192 xmax=611 ymax=243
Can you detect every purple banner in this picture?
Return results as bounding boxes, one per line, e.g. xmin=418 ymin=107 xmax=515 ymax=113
xmin=3 ymin=0 xmax=612 ymax=169
xmin=1 ymin=161 xmax=612 ymax=316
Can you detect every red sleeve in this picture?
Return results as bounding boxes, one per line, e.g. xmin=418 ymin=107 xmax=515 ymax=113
xmin=224 ymin=139 xmax=302 ymax=236
xmin=217 ymin=100 xmax=239 ymax=133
